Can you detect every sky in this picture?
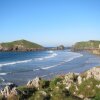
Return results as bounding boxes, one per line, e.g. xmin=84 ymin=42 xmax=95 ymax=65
xmin=0 ymin=0 xmax=100 ymax=46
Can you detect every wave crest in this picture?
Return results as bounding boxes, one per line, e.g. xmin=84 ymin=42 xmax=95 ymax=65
xmin=41 ymin=53 xmax=83 ymax=70
xmin=35 ymin=52 xmax=58 ymax=61
xmin=0 ymin=73 xmax=7 ymax=75
xmin=0 ymin=59 xmax=32 ymax=67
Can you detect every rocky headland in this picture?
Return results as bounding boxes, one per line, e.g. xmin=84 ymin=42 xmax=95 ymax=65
xmin=72 ymin=40 xmax=100 ymax=55
xmin=0 ymin=40 xmax=66 ymax=52
xmin=0 ymin=40 xmax=44 ymax=52
xmin=0 ymin=67 xmax=100 ymax=100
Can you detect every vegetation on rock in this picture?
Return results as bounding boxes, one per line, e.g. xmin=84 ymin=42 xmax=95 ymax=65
xmin=0 ymin=39 xmax=43 ymax=51
xmin=0 ymin=67 xmax=100 ymax=100
xmin=73 ymin=40 xmax=100 ymax=50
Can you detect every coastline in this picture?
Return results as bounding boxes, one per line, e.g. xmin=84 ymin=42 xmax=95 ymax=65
xmin=0 ymin=50 xmax=100 ymax=87
xmin=0 ymin=50 xmax=100 ymax=100
xmin=0 ymin=67 xmax=100 ymax=100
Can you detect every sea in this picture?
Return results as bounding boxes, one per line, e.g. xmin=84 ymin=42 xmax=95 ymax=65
xmin=0 ymin=49 xmax=100 ymax=88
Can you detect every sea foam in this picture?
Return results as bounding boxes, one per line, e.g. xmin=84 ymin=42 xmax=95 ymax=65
xmin=41 ymin=52 xmax=83 ymax=70
xmin=35 ymin=51 xmax=58 ymax=61
xmin=0 ymin=51 xmax=57 ymax=67
xmin=0 ymin=73 xmax=7 ymax=75
xmin=0 ymin=59 xmax=32 ymax=67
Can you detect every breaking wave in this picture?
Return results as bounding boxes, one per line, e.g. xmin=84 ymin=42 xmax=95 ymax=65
xmin=0 ymin=59 xmax=32 ymax=67
xmin=0 ymin=73 xmax=7 ymax=75
xmin=35 ymin=52 xmax=58 ymax=61
xmin=0 ymin=51 xmax=57 ymax=67
xmin=47 ymin=50 xmax=54 ymax=53
xmin=41 ymin=53 xmax=83 ymax=70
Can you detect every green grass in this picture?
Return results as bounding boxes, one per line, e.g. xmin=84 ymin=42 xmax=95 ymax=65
xmin=73 ymin=40 xmax=100 ymax=50
xmin=77 ymin=78 xmax=100 ymax=98
xmin=92 ymin=91 xmax=100 ymax=100
xmin=16 ymin=86 xmax=37 ymax=99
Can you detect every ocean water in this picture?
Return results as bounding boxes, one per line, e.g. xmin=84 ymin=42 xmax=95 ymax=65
xmin=0 ymin=50 xmax=100 ymax=87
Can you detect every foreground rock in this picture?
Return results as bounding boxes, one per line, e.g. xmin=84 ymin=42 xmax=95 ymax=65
xmin=27 ymin=77 xmax=41 ymax=89
xmin=0 ymin=67 xmax=100 ymax=100
xmin=1 ymin=83 xmax=19 ymax=98
xmin=85 ymin=67 xmax=100 ymax=80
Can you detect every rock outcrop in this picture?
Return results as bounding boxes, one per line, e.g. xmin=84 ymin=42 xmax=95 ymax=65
xmin=63 ymin=73 xmax=79 ymax=89
xmin=77 ymin=75 xmax=82 ymax=85
xmin=0 ymin=67 xmax=100 ymax=100
xmin=27 ymin=77 xmax=41 ymax=89
xmin=1 ymin=83 xmax=19 ymax=98
xmin=85 ymin=67 xmax=100 ymax=80
xmin=57 ymin=45 xmax=65 ymax=50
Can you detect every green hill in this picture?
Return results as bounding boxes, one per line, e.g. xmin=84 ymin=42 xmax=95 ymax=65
xmin=0 ymin=39 xmax=44 ymax=51
xmin=73 ymin=40 xmax=100 ymax=50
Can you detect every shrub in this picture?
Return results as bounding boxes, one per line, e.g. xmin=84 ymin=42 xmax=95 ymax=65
xmin=50 ymin=77 xmax=63 ymax=89
xmin=40 ymin=80 xmax=50 ymax=89
xmin=29 ymin=91 xmax=50 ymax=100
xmin=17 ymin=86 xmax=37 ymax=99
xmin=93 ymin=91 xmax=100 ymax=100
xmin=77 ymin=78 xmax=100 ymax=98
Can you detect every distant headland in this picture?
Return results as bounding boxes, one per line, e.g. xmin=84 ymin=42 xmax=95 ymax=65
xmin=0 ymin=40 xmax=44 ymax=52
xmin=0 ymin=40 xmax=66 ymax=52
xmin=72 ymin=40 xmax=100 ymax=55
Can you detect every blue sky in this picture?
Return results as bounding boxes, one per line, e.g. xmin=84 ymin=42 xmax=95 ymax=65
xmin=0 ymin=0 xmax=100 ymax=46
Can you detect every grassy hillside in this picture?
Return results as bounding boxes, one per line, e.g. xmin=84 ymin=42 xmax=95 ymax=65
xmin=0 ymin=39 xmax=43 ymax=49
xmin=73 ymin=40 xmax=100 ymax=50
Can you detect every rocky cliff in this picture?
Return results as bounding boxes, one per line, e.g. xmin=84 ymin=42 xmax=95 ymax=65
xmin=0 ymin=67 xmax=100 ymax=100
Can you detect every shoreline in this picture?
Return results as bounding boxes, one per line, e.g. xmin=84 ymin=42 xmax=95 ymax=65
xmin=0 ymin=50 xmax=100 ymax=87
xmin=0 ymin=66 xmax=100 ymax=100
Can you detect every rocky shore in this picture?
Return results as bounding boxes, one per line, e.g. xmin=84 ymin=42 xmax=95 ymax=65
xmin=0 ymin=67 xmax=100 ymax=100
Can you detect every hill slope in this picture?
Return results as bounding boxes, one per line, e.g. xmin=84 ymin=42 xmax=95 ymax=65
xmin=72 ymin=40 xmax=100 ymax=51
xmin=0 ymin=39 xmax=44 ymax=51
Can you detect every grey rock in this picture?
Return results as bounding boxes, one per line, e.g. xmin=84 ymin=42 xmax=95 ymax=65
xmin=77 ymin=76 xmax=82 ymax=85
xmin=27 ymin=77 xmax=41 ymax=89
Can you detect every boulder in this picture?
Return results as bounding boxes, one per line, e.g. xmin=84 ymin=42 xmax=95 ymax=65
xmin=27 ymin=77 xmax=41 ymax=89
xmin=1 ymin=83 xmax=18 ymax=98
xmin=77 ymin=76 xmax=82 ymax=85
xmin=78 ymin=94 xmax=84 ymax=99
xmin=84 ymin=98 xmax=91 ymax=100
xmin=63 ymin=73 xmax=78 ymax=89
xmin=96 ymin=84 xmax=100 ymax=88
